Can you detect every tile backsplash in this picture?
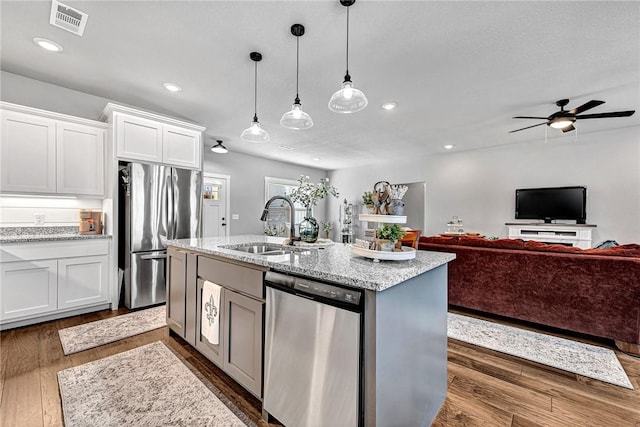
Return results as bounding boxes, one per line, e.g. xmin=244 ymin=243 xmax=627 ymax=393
xmin=0 ymin=196 xmax=103 ymax=226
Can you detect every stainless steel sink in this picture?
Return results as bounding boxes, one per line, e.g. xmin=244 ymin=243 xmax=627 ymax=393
xmin=221 ymin=242 xmax=312 ymax=257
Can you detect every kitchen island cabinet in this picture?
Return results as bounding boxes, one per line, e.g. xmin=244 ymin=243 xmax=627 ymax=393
xmin=167 ymin=235 xmax=454 ymax=427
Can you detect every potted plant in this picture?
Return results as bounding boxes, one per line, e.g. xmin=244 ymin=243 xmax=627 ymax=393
xmin=288 ymin=175 xmax=339 ymax=243
xmin=376 ymin=223 xmax=406 ymax=251
xmin=321 ymin=219 xmax=332 ymax=239
xmin=362 ymin=191 xmax=374 ymax=214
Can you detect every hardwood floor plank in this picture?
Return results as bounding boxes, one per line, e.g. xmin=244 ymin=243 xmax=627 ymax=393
xmin=38 ymin=322 xmax=68 ymax=427
xmin=1 ymin=326 xmax=44 ymax=427
xmin=2 ymin=307 xmax=640 ymax=427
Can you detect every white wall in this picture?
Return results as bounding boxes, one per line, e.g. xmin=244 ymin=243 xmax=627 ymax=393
xmin=203 ymin=150 xmax=330 ymax=236
xmin=328 ymin=127 xmax=640 ymax=245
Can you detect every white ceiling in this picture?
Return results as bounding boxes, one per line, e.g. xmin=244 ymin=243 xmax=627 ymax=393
xmin=1 ymin=1 xmax=638 ymax=170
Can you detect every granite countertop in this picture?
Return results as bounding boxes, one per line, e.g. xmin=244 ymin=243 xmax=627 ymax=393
xmin=0 ymin=226 xmax=111 ymax=243
xmin=166 ymin=234 xmax=455 ymax=292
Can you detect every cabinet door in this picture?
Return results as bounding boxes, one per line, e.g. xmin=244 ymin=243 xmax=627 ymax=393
xmin=57 ymin=255 xmax=109 ymax=310
xmin=167 ymin=247 xmax=186 ymax=336
xmin=56 ymin=122 xmax=105 ymax=196
xmin=224 ymin=289 xmax=264 ymax=397
xmin=0 ymin=260 xmax=57 ymax=322
xmin=162 ymin=124 xmax=201 ymax=169
xmin=195 ymin=279 xmax=224 ymax=367
xmin=115 ymin=113 xmax=162 ymax=162
xmin=1 ymin=111 xmax=56 ymax=193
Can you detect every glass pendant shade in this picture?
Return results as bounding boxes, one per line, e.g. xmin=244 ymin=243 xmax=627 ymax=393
xmin=241 ymin=116 xmax=270 ymax=142
xmin=280 ymin=100 xmax=313 ymax=130
xmin=328 ymin=79 xmax=368 ymax=113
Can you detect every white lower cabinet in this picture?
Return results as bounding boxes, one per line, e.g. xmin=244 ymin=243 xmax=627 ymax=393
xmin=0 ymin=259 xmax=57 ymax=320
xmin=57 ymin=255 xmax=109 ymax=310
xmin=0 ymin=240 xmax=110 ymax=328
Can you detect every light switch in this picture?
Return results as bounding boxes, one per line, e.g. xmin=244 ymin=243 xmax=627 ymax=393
xmin=232 ymin=214 xmax=240 ymax=220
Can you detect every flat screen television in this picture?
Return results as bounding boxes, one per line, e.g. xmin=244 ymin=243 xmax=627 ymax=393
xmin=515 ymin=186 xmax=587 ymax=224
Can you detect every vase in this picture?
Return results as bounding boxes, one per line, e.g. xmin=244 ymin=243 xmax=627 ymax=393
xmin=387 ymin=198 xmax=405 ymax=216
xmin=299 ymin=208 xmax=319 ymax=243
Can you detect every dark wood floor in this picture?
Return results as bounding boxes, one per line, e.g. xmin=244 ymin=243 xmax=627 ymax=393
xmin=1 ymin=308 xmax=639 ymax=427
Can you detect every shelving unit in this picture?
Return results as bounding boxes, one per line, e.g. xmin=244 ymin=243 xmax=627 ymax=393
xmin=350 ymin=214 xmax=416 ymax=261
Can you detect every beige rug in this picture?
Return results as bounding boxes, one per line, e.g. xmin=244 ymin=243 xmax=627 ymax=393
xmin=449 ymin=313 xmax=633 ymax=389
xmin=58 ymin=305 xmax=166 ymax=355
xmin=58 ymin=341 xmax=253 ymax=426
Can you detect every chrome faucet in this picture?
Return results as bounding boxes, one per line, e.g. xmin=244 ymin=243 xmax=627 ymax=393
xmin=261 ymin=196 xmax=298 ymax=245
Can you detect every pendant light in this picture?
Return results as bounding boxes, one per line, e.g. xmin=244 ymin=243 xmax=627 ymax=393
xmin=210 ymin=139 xmax=228 ymax=154
xmin=328 ymin=0 xmax=368 ymax=114
xmin=280 ymin=24 xmax=313 ymax=130
xmin=241 ymin=52 xmax=270 ymax=142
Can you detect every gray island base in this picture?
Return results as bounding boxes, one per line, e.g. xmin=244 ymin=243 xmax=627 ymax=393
xmin=166 ymin=235 xmax=455 ymax=427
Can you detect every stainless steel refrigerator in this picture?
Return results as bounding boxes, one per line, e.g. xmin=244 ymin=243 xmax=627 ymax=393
xmin=120 ymin=162 xmax=202 ymax=309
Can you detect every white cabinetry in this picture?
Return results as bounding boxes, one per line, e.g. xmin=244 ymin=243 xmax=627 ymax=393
xmin=0 ymin=239 xmax=110 ymax=329
xmin=102 ymin=103 xmax=204 ymax=170
xmin=506 ymin=223 xmax=596 ymax=249
xmin=0 ymin=103 xmax=106 ymax=197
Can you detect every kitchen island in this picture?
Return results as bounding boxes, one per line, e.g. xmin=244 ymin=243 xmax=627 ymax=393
xmin=166 ymin=235 xmax=455 ymax=427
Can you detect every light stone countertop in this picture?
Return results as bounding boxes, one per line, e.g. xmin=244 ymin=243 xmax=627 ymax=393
xmin=166 ymin=234 xmax=455 ymax=292
xmin=0 ymin=226 xmax=111 ymax=243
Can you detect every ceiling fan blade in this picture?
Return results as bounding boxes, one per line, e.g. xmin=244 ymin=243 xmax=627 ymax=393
xmin=508 ymin=122 xmax=547 ymax=133
xmin=568 ymin=100 xmax=604 ymax=115
xmin=576 ymin=110 xmax=636 ymax=119
xmin=512 ymin=116 xmax=549 ymax=120
xmin=561 ymin=124 xmax=575 ymax=133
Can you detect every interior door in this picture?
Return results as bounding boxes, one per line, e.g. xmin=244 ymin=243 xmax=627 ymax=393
xmin=202 ymin=175 xmax=228 ymax=237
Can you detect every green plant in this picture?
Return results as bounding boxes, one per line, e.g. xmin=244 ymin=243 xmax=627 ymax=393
xmin=362 ymin=191 xmax=373 ymax=205
xmin=321 ymin=219 xmax=332 ymax=232
xmin=377 ymin=223 xmax=406 ymax=242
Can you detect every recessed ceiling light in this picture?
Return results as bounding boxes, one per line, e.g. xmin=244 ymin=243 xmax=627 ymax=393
xmin=33 ymin=37 xmax=63 ymax=52
xmin=313 ymin=158 xmax=320 ymax=161
xmin=381 ymin=102 xmax=397 ymax=111
xmin=163 ymin=83 xmax=182 ymax=92
xmin=444 ymin=144 xmax=455 ymax=150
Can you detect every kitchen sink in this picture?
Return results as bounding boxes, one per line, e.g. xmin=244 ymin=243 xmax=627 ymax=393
xmin=221 ymin=243 xmax=307 ymax=256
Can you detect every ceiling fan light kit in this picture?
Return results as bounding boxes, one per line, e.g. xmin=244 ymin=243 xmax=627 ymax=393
xmin=241 ymin=51 xmax=270 ymax=142
xmin=281 ymin=24 xmax=313 ymax=130
xmin=510 ymin=98 xmax=635 ymax=134
xmin=328 ymin=0 xmax=368 ymax=113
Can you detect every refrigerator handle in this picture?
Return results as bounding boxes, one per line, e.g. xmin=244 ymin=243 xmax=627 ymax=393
xmin=166 ymin=166 xmax=174 ymax=240
xmin=172 ymin=168 xmax=179 ymax=238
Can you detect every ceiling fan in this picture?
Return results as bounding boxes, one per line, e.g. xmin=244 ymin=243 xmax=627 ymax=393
xmin=509 ymin=99 xmax=635 ymax=133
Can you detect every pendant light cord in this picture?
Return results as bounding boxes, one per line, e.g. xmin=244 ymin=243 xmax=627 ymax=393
xmin=296 ymin=35 xmax=300 ymax=100
xmin=345 ymin=6 xmax=350 ymax=76
xmin=253 ymin=60 xmax=258 ymax=121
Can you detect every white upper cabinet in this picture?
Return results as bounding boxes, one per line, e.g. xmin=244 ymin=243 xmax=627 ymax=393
xmin=115 ymin=114 xmax=163 ymax=163
xmin=57 ymin=122 xmax=105 ymax=196
xmin=1 ymin=110 xmax=57 ymax=194
xmin=103 ymin=103 xmax=205 ymax=170
xmin=0 ymin=103 xmax=107 ymax=197
xmin=163 ymin=124 xmax=201 ymax=168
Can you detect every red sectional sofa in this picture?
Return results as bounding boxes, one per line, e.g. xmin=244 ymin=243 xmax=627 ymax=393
xmin=418 ymin=236 xmax=640 ymax=354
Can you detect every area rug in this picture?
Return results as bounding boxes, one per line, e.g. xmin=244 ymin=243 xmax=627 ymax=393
xmin=58 ymin=341 xmax=254 ymax=426
xmin=58 ymin=305 xmax=166 ymax=355
xmin=448 ymin=313 xmax=633 ymax=389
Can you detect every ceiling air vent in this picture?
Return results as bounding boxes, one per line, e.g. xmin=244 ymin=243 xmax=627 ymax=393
xmin=49 ymin=0 xmax=88 ymax=36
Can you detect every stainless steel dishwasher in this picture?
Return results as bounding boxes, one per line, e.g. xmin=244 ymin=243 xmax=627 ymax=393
xmin=263 ymin=271 xmax=363 ymax=427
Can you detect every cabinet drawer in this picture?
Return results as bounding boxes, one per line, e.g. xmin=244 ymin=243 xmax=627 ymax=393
xmin=197 ymin=256 xmax=265 ymax=299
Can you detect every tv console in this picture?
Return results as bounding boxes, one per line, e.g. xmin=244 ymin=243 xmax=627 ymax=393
xmin=505 ymin=223 xmax=597 ymax=249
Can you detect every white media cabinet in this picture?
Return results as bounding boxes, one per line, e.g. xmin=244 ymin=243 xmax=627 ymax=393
xmin=506 ymin=223 xmax=597 ymax=249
